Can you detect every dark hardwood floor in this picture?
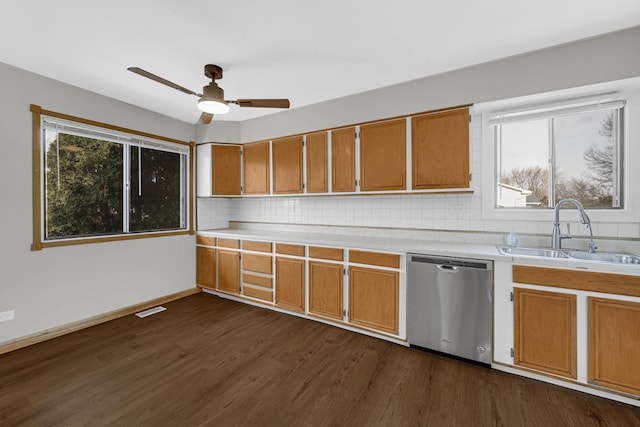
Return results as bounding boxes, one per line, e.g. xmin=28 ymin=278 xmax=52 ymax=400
xmin=1 ymin=293 xmax=639 ymax=426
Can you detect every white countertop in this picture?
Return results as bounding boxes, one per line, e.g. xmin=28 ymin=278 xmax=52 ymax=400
xmin=199 ymin=225 xmax=640 ymax=275
xmin=200 ymin=226 xmax=512 ymax=261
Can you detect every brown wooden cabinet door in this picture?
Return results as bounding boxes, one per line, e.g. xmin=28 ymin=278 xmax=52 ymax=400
xmin=243 ymin=141 xmax=270 ymax=194
xmin=196 ymin=246 xmax=216 ymax=289
xmin=308 ymin=261 xmax=343 ymax=320
xmin=513 ymin=287 xmax=577 ymax=378
xmin=272 ymin=136 xmax=303 ymax=194
xmin=588 ymin=297 xmax=640 ymax=395
xmin=275 ymin=257 xmax=305 ymax=312
xmin=348 ymin=266 xmax=399 ymax=334
xmin=331 ymin=127 xmax=355 ymax=193
xmin=217 ymin=249 xmax=240 ymax=294
xmin=360 ymin=119 xmax=406 ymax=191
xmin=212 ymin=145 xmax=241 ymax=195
xmin=306 ymin=132 xmax=328 ymax=193
xmin=412 ymin=108 xmax=469 ymax=189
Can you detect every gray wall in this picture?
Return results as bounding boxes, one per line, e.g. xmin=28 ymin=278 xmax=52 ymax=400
xmin=238 ymin=26 xmax=640 ymax=142
xmin=195 ymin=121 xmax=241 ymax=144
xmin=0 ymin=63 xmax=196 ymax=345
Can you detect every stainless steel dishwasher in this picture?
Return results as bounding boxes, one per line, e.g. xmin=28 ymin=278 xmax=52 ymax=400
xmin=407 ymin=254 xmax=493 ymax=365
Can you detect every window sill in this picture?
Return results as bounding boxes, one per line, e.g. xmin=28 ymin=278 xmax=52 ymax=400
xmin=481 ymin=204 xmax=640 ymax=223
xmin=31 ymin=229 xmax=193 ymax=251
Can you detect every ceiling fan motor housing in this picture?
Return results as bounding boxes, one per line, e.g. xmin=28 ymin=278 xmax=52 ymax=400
xmin=202 ymin=82 xmax=224 ymax=101
xmin=198 ymin=81 xmax=229 ymax=114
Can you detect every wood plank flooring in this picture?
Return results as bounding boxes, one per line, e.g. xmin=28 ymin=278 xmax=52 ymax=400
xmin=1 ymin=293 xmax=639 ymax=426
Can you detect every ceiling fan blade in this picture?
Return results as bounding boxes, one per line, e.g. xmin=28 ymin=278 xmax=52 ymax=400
xmin=127 ymin=67 xmax=201 ymax=97
xmin=197 ymin=112 xmax=214 ymax=125
xmin=233 ymin=99 xmax=290 ymax=109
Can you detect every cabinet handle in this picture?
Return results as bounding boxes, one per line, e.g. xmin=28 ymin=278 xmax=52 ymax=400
xmin=436 ymin=264 xmax=458 ymax=272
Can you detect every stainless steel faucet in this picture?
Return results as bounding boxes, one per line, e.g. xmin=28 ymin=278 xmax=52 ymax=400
xmin=551 ymin=198 xmax=597 ymax=252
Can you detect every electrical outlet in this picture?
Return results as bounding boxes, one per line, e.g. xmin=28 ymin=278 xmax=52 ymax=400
xmin=0 ymin=310 xmax=15 ymax=322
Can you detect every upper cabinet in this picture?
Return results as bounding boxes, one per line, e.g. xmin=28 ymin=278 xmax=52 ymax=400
xmin=272 ymin=136 xmax=303 ymax=194
xmin=212 ymin=145 xmax=241 ymax=195
xmin=331 ymin=127 xmax=356 ymax=193
xmin=305 ymin=132 xmax=328 ymax=194
xmin=360 ymin=119 xmax=406 ymax=192
xmin=411 ymin=108 xmax=469 ymax=189
xmin=243 ymin=141 xmax=270 ymax=195
xmin=196 ymin=105 xmax=471 ymax=198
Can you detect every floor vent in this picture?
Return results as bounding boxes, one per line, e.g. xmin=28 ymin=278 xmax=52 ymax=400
xmin=135 ymin=306 xmax=167 ymax=318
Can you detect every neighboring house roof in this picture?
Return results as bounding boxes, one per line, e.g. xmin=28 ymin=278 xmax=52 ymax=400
xmin=497 ymin=182 xmax=532 ymax=195
xmin=497 ymin=182 xmax=543 ymax=207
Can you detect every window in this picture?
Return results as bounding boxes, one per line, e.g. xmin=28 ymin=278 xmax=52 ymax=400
xmin=490 ymin=100 xmax=624 ymax=209
xmin=31 ymin=105 xmax=192 ymax=249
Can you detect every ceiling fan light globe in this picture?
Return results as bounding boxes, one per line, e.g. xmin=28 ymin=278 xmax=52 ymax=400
xmin=197 ymin=98 xmax=230 ymax=114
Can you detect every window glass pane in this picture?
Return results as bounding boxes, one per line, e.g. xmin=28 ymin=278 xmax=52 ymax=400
xmin=497 ymin=118 xmax=549 ymax=207
xmin=129 ymin=146 xmax=183 ymax=232
xmin=554 ymin=110 xmax=617 ymax=207
xmin=45 ymin=132 xmax=123 ymax=238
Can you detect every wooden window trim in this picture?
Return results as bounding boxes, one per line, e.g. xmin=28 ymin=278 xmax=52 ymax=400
xmin=30 ymin=104 xmax=194 ymax=251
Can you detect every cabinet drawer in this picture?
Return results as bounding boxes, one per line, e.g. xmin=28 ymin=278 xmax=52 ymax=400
xmin=513 ymin=265 xmax=640 ymax=297
xmin=196 ymin=235 xmax=217 ymax=246
xmin=242 ymin=240 xmax=272 ymax=253
xmin=243 ymin=273 xmax=272 ymax=289
xmin=218 ymin=238 xmax=240 ymax=249
xmin=243 ymin=253 xmax=272 ymax=274
xmin=243 ymin=286 xmax=273 ymax=302
xmin=276 ymin=243 xmax=305 ymax=257
xmin=309 ymin=246 xmax=343 ymax=261
xmin=349 ymin=250 xmax=400 ymax=269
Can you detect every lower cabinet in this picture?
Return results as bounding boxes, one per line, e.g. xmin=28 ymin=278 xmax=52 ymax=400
xmin=513 ymin=287 xmax=577 ymax=379
xmin=494 ymin=262 xmax=640 ymax=403
xmin=197 ymin=235 xmax=405 ymax=340
xmin=588 ymin=297 xmax=640 ymax=395
xmin=275 ymin=257 xmax=305 ymax=312
xmin=308 ymin=261 xmax=344 ymax=321
xmin=349 ymin=266 xmax=399 ymax=335
xmin=217 ymin=249 xmax=240 ymax=294
xmin=241 ymin=253 xmax=273 ymax=302
xmin=240 ymin=240 xmax=273 ymax=302
xmin=196 ymin=246 xmax=216 ymax=289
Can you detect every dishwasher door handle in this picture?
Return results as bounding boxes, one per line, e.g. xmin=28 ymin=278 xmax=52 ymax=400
xmin=436 ymin=264 xmax=459 ymax=272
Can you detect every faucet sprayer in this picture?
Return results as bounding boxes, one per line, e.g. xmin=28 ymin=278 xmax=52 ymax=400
xmin=551 ymin=198 xmax=597 ymax=252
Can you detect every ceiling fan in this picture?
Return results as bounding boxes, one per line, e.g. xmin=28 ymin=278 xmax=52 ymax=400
xmin=127 ymin=64 xmax=290 ymax=124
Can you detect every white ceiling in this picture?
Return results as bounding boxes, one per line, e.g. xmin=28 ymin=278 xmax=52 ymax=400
xmin=2 ymin=1 xmax=640 ymax=123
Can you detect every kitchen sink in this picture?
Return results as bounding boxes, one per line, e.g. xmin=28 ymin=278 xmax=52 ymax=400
xmin=564 ymin=251 xmax=640 ymax=264
xmin=497 ymin=245 xmax=640 ymax=264
xmin=497 ymin=246 xmax=570 ymax=258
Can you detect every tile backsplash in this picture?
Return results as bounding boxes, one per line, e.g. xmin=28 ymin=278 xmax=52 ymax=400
xmin=197 ymin=197 xmax=231 ymax=230
xmin=199 ymin=194 xmax=639 ymax=240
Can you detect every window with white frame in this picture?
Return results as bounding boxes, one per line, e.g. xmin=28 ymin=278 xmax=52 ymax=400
xmin=490 ymin=100 xmax=625 ymax=209
xmin=40 ymin=115 xmax=189 ymax=241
